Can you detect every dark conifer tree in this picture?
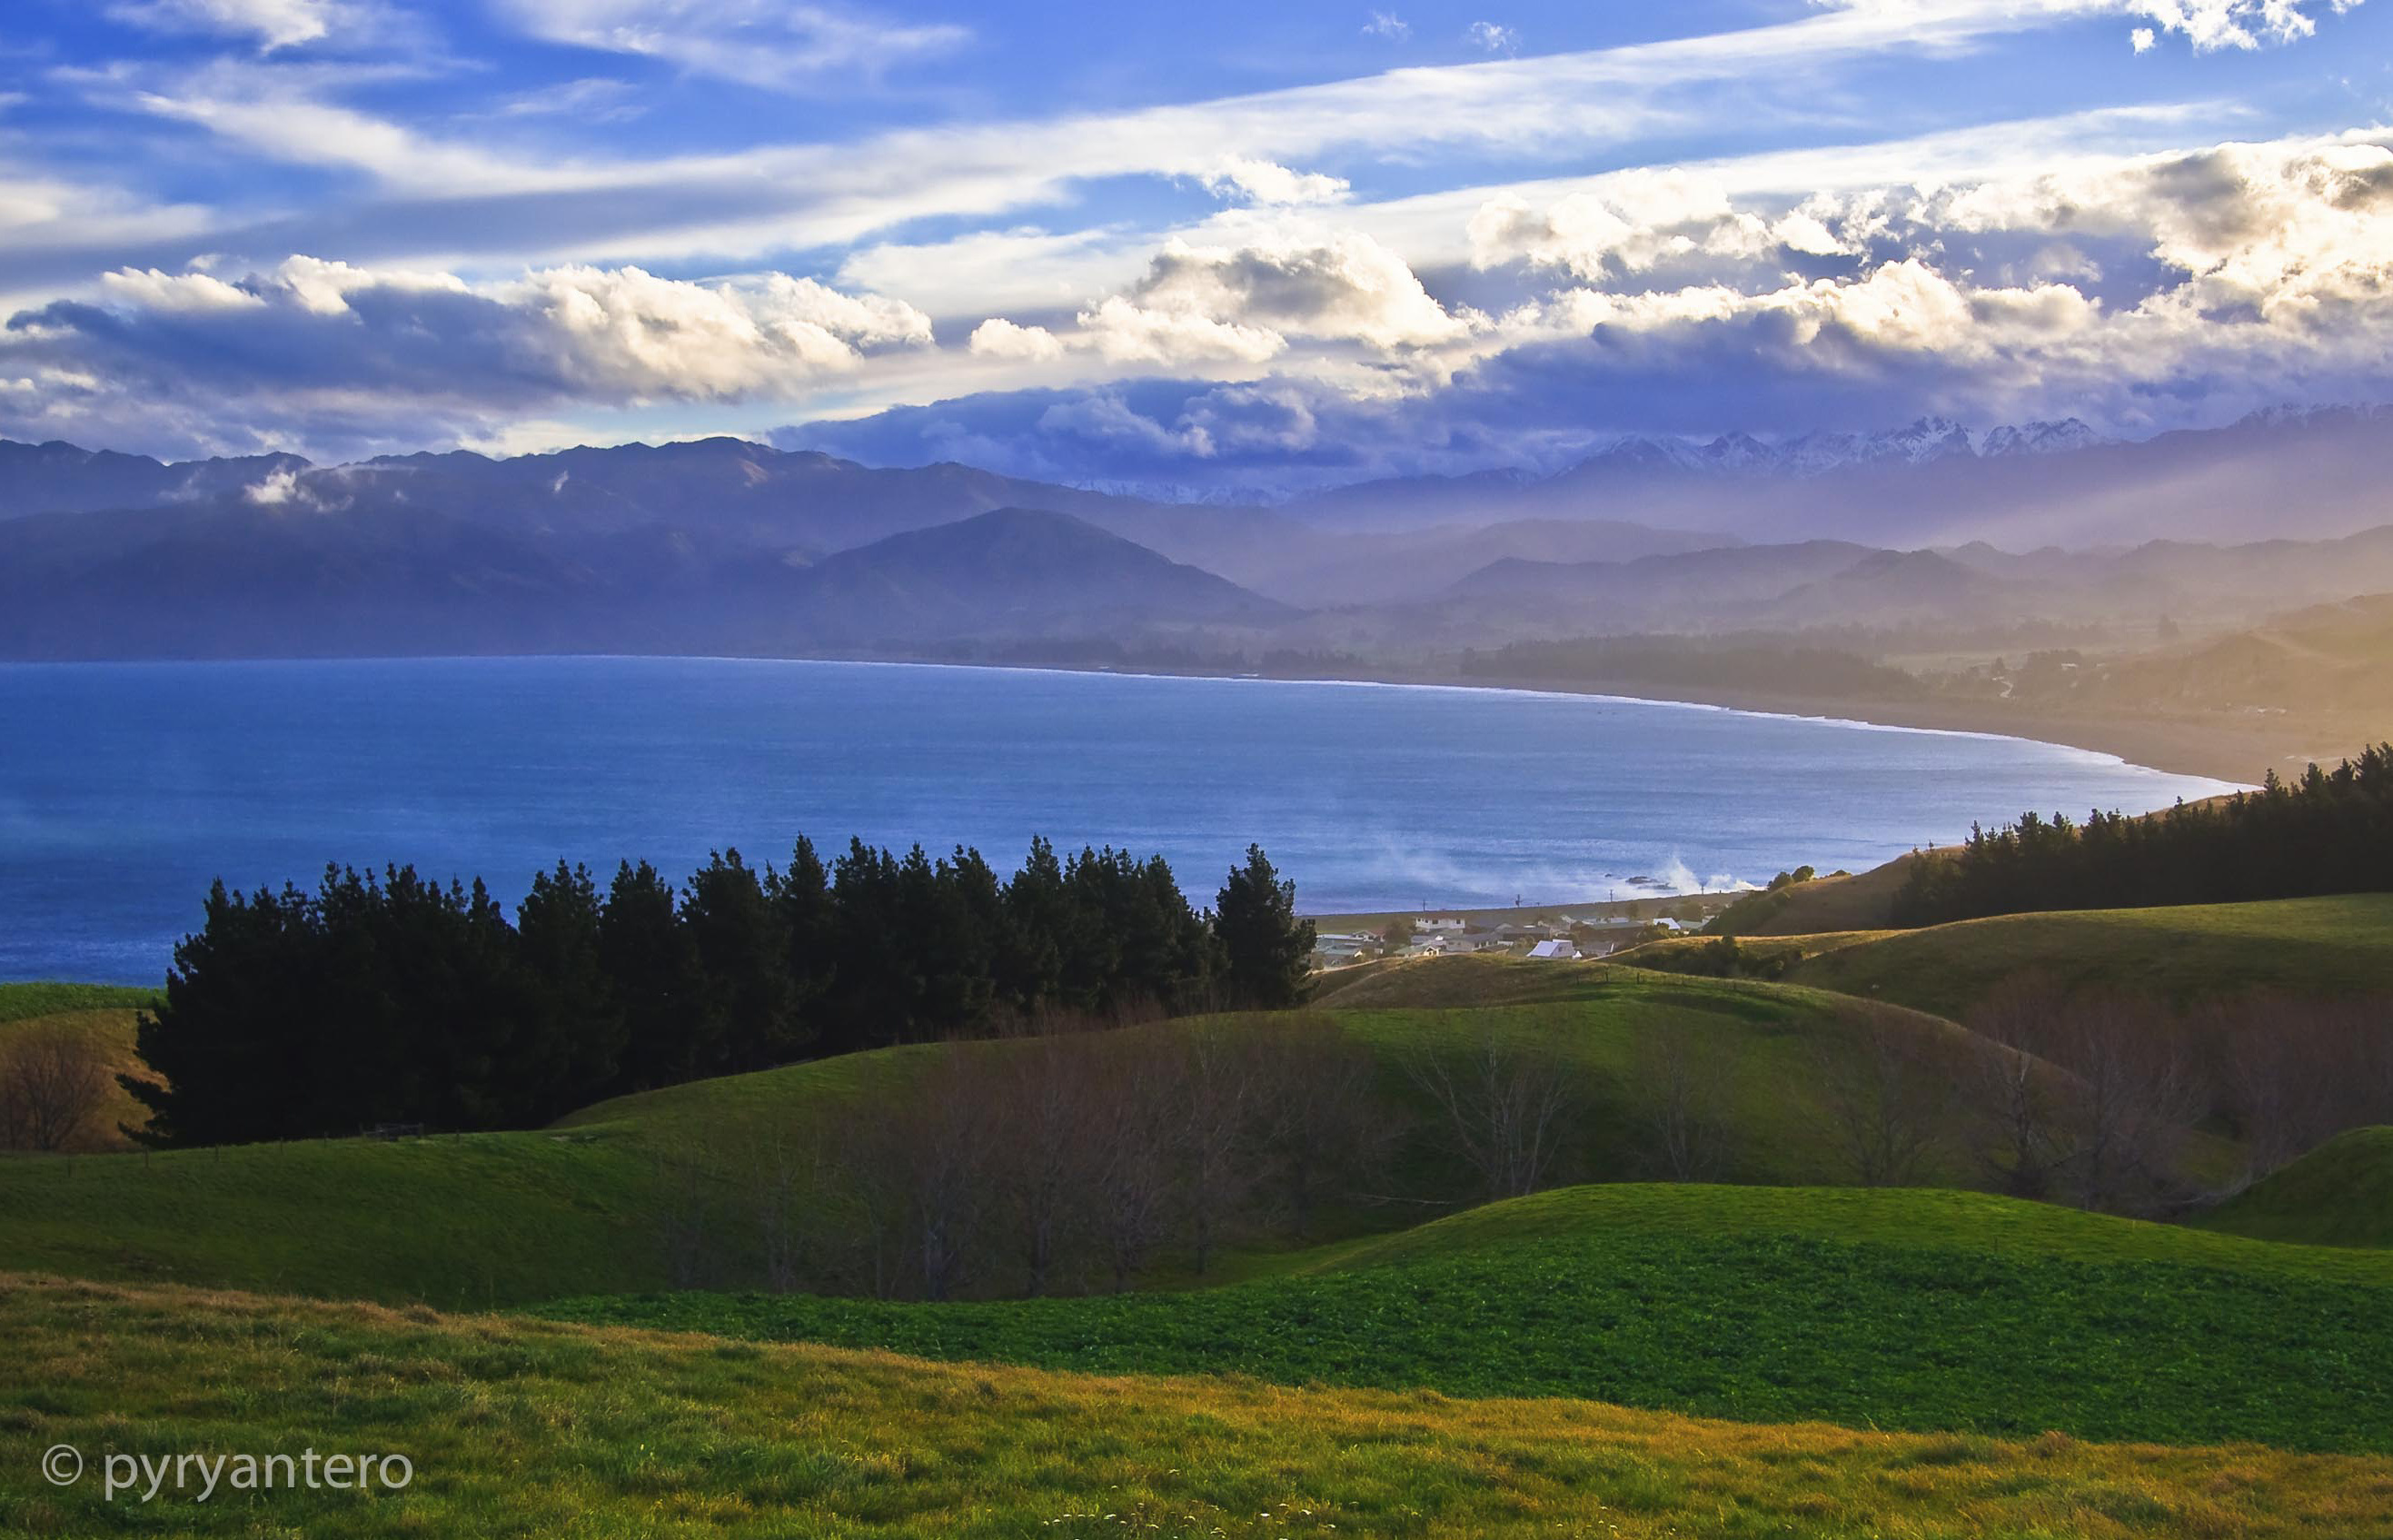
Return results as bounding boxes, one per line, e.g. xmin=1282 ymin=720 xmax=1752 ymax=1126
xmin=1214 ymin=844 xmax=1314 ymax=1009
xmin=516 ymin=861 xmax=626 ymax=1117
xmin=600 ymin=859 xmax=705 ymax=1089
xmin=682 ymin=849 xmax=801 ymax=1073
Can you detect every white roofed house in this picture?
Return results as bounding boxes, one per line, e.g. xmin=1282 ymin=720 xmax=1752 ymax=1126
xmin=1526 ymin=939 xmax=1578 ymax=960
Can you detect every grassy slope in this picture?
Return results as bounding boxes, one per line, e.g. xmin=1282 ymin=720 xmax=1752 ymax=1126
xmin=548 ymin=1187 xmax=2393 ymax=1453
xmin=0 ymin=983 xmax=157 ymax=1025
xmin=1704 ymin=853 xmax=1935 ymax=937
xmin=12 ymin=1277 xmax=2389 ymax=1540
xmin=2199 ymin=1128 xmax=2393 ymax=1249
xmin=0 ymin=969 xmax=1928 ymax=1305
xmin=1311 ymin=1183 xmax=2393 ymax=1287
xmin=0 ymin=1008 xmax=155 ymax=1151
xmin=1784 ymin=894 xmax=2393 ymax=1019
xmin=0 ymin=1132 xmax=667 ymax=1307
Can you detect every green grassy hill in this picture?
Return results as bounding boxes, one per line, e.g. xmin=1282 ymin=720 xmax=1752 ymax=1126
xmin=11 ymin=1274 xmax=2386 ymax=1540
xmin=1703 ymin=853 xmax=1938 ymax=937
xmin=2198 ymin=1128 xmax=2393 ymax=1249
xmin=547 ymin=1184 xmax=2393 ymax=1453
xmin=1781 ymin=894 xmax=2393 ymax=1018
xmin=0 ymin=971 xmax=2032 ymax=1306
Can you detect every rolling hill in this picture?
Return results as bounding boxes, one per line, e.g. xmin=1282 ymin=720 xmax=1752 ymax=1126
xmin=2199 ymin=1128 xmax=2393 ymax=1249
xmin=1777 ymin=894 xmax=2393 ymax=1019
xmin=0 ymin=969 xmax=2028 ymax=1305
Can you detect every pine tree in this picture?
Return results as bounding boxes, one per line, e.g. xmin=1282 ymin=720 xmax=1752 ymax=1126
xmin=1214 ymin=844 xmax=1314 ymax=1009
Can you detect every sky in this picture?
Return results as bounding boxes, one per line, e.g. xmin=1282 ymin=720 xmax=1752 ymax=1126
xmin=0 ymin=0 xmax=2388 ymax=492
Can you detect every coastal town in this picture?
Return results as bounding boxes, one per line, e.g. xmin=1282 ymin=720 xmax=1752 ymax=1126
xmin=1308 ymin=901 xmax=1720 ymax=968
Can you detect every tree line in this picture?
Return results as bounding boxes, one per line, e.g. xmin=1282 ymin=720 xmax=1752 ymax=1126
xmin=125 ymin=840 xmax=1316 ymax=1147
xmin=1892 ymin=744 xmax=2393 ymax=926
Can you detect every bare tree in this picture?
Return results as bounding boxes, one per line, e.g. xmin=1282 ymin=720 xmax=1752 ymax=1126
xmin=1406 ymin=1020 xmax=1579 ymax=1200
xmin=1961 ymin=977 xmax=2078 ymax=1199
xmin=0 ymin=1025 xmax=110 ymax=1153
xmin=893 ymin=1044 xmax=999 ymax=1301
xmin=2201 ymin=995 xmax=2393 ymax=1180
xmin=2045 ymin=992 xmax=2204 ymax=1214
xmin=987 ymin=1030 xmax=1099 ymax=1296
xmin=1082 ymin=1036 xmax=1177 ymax=1291
xmin=652 ymin=1142 xmax=721 ymax=1288
xmin=1630 ymin=1023 xmax=1733 ymax=1182
xmin=747 ymin=1119 xmax=837 ymax=1294
xmin=1172 ymin=1022 xmax=1260 ymax=1276
xmin=1810 ymin=1006 xmax=1951 ymax=1187
xmin=1253 ymin=1014 xmax=1396 ymax=1237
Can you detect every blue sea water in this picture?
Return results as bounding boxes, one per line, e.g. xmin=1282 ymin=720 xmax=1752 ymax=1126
xmin=0 ymin=656 xmax=2241 ymax=985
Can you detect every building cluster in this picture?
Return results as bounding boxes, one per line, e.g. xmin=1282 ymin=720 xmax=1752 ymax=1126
xmin=1310 ymin=911 xmax=1687 ymax=969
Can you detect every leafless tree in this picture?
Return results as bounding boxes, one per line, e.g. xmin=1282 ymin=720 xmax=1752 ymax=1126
xmin=891 ymin=1043 xmax=999 ymax=1301
xmin=1629 ymin=1023 xmax=1733 ymax=1182
xmin=1810 ymin=1006 xmax=1951 ymax=1187
xmin=1406 ymin=1019 xmax=1579 ymax=1200
xmin=2199 ymin=994 xmax=2393 ymax=1181
xmin=2044 ymin=992 xmax=2204 ymax=1213
xmin=1082 ymin=1035 xmax=1177 ymax=1290
xmin=747 ymin=1119 xmax=838 ymax=1294
xmin=1172 ymin=1022 xmax=1261 ymax=1276
xmin=1252 ymin=1014 xmax=1397 ymax=1237
xmin=653 ymin=1142 xmax=722 ymax=1288
xmin=987 ymin=1030 xmax=1100 ymax=1296
xmin=1961 ymin=977 xmax=2078 ymax=1199
xmin=0 ymin=1025 xmax=110 ymax=1153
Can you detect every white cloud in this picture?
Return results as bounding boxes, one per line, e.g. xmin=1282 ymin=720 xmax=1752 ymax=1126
xmin=105 ymin=0 xmax=354 ymax=51
xmin=7 ymin=257 xmax=937 ymax=443
xmin=2131 ymin=25 xmax=2159 ymax=45
xmin=1115 ymin=230 xmax=1475 ymax=352
xmin=1363 ymin=11 xmax=1410 ymax=40
xmin=967 ymin=317 xmax=1067 ymax=362
xmin=1204 ymin=157 xmax=1352 ymax=207
xmin=2121 ymin=0 xmax=2363 ymax=51
xmin=100 ymin=267 xmax=267 ymax=312
xmin=1076 ymin=295 xmax=1288 ymax=365
xmin=498 ymin=0 xmax=969 ymax=90
xmin=1465 ymin=20 xmax=1520 ymax=53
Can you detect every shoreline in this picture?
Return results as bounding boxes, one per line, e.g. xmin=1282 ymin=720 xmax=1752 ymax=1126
xmin=2 ymin=647 xmax=2323 ymax=784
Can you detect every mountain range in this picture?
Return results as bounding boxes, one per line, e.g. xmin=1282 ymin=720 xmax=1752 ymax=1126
xmin=0 ymin=406 xmax=2388 ymax=662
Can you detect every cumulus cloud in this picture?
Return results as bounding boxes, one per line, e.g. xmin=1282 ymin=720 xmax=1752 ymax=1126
xmin=1102 ymin=231 xmax=1474 ymax=353
xmin=498 ymin=0 xmax=969 ymax=90
xmin=2121 ymin=0 xmax=2363 ymax=51
xmin=968 ymin=317 xmax=1067 ymax=362
xmin=1465 ymin=20 xmax=1519 ymax=52
xmin=1363 ymin=11 xmax=1410 ymax=40
xmin=0 ymin=255 xmax=933 ymax=453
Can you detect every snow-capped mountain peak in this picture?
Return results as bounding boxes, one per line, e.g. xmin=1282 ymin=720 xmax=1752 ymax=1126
xmin=1980 ymin=418 xmax=2105 ymax=457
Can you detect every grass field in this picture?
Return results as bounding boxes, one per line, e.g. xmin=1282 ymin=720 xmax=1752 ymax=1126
xmin=1781 ymin=894 xmax=2393 ymax=1018
xmin=0 ymin=984 xmax=157 ymax=1025
xmin=2198 ymin=1128 xmax=2393 ymax=1249
xmin=7 ymin=1273 xmax=2392 ymax=1540
xmin=546 ymin=1199 xmax=2393 ymax=1452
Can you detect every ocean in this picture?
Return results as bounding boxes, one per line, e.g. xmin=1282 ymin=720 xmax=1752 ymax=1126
xmin=0 ymin=656 xmax=2240 ymax=983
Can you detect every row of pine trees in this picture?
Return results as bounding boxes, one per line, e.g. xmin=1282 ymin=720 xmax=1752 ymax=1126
xmin=1892 ymin=745 xmax=2393 ymax=925
xmin=127 ymin=839 xmax=1316 ymax=1147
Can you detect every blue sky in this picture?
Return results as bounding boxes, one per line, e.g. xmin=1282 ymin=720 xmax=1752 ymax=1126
xmin=1 ymin=0 xmax=2387 ymax=489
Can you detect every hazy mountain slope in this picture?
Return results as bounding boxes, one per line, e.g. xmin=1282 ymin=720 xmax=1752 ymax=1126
xmin=699 ymin=508 xmax=1289 ymax=650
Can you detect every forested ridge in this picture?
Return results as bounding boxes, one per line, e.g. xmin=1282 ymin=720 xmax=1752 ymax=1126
xmin=1894 ymin=745 xmax=2393 ymax=925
